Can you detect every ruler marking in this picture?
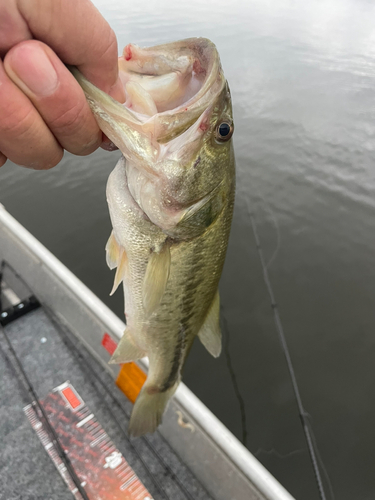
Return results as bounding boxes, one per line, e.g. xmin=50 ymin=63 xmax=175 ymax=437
xmin=76 ymin=413 xmax=94 ymax=428
xmin=90 ymin=429 xmax=103 ymax=439
xmin=90 ymin=432 xmax=106 ymax=447
xmin=136 ymin=487 xmax=148 ymax=500
xmin=91 ymin=428 xmax=105 ymax=439
xmin=120 ymin=474 xmax=136 ymax=491
xmin=98 ymin=438 xmax=111 ymax=449
xmin=106 ymin=446 xmax=117 ymax=456
xmin=132 ymin=483 xmax=143 ymax=493
xmin=132 ymin=486 xmax=143 ymax=497
xmin=116 ymin=462 xmax=128 ymax=472
xmin=121 ymin=470 xmax=135 ymax=483
xmin=118 ymin=468 xmax=132 ymax=479
xmin=88 ymin=424 xmax=101 ymax=435
xmin=86 ymin=420 xmax=98 ymax=429
xmin=78 ymin=409 xmax=90 ymax=419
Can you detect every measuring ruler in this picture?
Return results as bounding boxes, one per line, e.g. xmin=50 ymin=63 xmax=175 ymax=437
xmin=24 ymin=381 xmax=153 ymax=500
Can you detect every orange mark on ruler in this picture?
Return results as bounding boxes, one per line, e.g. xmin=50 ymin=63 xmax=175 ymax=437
xmin=116 ymin=362 xmax=146 ymax=404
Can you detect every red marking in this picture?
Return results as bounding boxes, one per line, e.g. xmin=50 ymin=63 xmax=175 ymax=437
xmin=101 ymin=333 xmax=118 ymax=356
xmin=61 ymin=387 xmax=82 ymax=410
xmin=185 ymin=108 xmax=188 ymax=111
xmin=58 ymin=413 xmax=71 ymax=423
xmin=124 ymin=44 xmax=132 ymax=61
xmin=199 ymin=119 xmax=209 ymax=132
xmin=193 ymin=59 xmax=205 ymax=75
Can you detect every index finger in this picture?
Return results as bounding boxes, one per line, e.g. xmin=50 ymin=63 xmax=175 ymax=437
xmin=3 ymin=0 xmax=124 ymax=100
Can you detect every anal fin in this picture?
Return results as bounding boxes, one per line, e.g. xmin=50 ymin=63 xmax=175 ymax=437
xmin=110 ymin=248 xmax=128 ymax=296
xmin=142 ymin=244 xmax=171 ymax=315
xmin=109 ymin=329 xmax=145 ymax=364
xmin=198 ymin=290 xmax=221 ymax=357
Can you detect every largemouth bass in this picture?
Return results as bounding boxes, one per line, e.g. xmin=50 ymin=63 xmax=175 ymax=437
xmin=72 ymin=38 xmax=235 ymax=437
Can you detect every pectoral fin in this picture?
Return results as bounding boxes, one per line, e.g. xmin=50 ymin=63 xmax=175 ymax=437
xmin=142 ymin=244 xmax=171 ymax=315
xmin=109 ymin=329 xmax=145 ymax=364
xmin=198 ymin=290 xmax=221 ymax=357
xmin=110 ymin=248 xmax=128 ymax=296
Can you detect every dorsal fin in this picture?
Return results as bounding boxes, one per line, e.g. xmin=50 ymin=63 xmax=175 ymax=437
xmin=198 ymin=290 xmax=221 ymax=357
xmin=142 ymin=244 xmax=171 ymax=316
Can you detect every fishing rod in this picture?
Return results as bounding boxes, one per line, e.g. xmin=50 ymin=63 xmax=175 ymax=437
xmin=221 ymin=311 xmax=248 ymax=447
xmin=249 ymin=208 xmax=330 ymax=500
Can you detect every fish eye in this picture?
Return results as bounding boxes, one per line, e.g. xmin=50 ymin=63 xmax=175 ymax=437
xmin=216 ymin=121 xmax=234 ymax=142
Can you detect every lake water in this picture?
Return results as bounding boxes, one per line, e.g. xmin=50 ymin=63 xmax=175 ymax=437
xmin=1 ymin=0 xmax=375 ymax=498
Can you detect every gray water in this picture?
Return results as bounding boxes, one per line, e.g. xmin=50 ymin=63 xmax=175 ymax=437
xmin=1 ymin=0 xmax=375 ymax=498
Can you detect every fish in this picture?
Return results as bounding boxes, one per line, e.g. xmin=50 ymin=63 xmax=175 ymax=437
xmin=71 ymin=37 xmax=235 ymax=437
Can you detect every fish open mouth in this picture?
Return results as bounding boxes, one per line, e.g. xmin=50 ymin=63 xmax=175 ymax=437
xmin=70 ymin=38 xmax=228 ymax=172
xmin=119 ymin=41 xmax=211 ymax=116
xmin=71 ymin=39 xmax=226 ymax=147
xmin=114 ymin=38 xmax=227 ymax=144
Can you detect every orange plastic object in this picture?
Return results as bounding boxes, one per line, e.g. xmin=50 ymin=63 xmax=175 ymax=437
xmin=116 ymin=362 xmax=147 ymax=403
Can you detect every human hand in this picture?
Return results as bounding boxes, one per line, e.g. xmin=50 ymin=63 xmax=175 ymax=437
xmin=0 ymin=0 xmax=125 ymax=169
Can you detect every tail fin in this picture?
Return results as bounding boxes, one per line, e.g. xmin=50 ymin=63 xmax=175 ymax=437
xmin=128 ymin=383 xmax=178 ymax=437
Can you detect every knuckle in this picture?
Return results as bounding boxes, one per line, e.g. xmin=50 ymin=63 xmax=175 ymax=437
xmin=47 ymin=99 xmax=100 ymax=154
xmin=101 ymin=29 xmax=117 ymax=59
xmin=48 ymin=100 xmax=86 ymax=133
xmin=0 ymin=105 xmax=35 ymax=138
xmin=97 ymin=29 xmax=118 ymax=63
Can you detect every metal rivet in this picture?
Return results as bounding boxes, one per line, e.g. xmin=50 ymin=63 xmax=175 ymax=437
xmin=1 ymin=312 xmax=8 ymax=318
xmin=17 ymin=303 xmax=24 ymax=309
